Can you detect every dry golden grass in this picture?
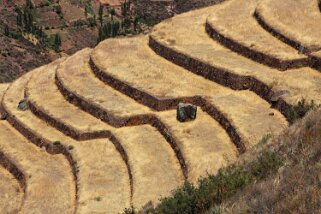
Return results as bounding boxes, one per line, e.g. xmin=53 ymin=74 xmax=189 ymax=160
xmin=58 ymin=46 xmax=239 ymax=184
xmin=26 ymin=61 xmax=110 ymax=136
xmin=216 ymin=108 xmax=321 ymax=213
xmin=56 ymin=46 xmax=243 ymax=184
xmin=2 ymin=71 xmax=131 ymax=213
xmin=151 ymin=5 xmax=321 ymax=107
xmin=0 ymin=165 xmax=23 ymax=213
xmin=93 ymin=36 xmax=287 ymax=148
xmin=114 ymin=125 xmax=184 ymax=208
xmin=157 ymin=109 xmax=238 ymax=183
xmin=0 ymin=121 xmax=76 ymax=214
xmin=207 ymin=0 xmax=306 ymax=61
xmin=256 ymin=0 xmax=321 ymax=52
xmin=57 ymin=48 xmax=150 ymax=119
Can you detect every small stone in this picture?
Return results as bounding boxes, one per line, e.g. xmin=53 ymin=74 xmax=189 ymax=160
xmin=0 ymin=112 xmax=7 ymax=120
xmin=18 ymin=98 xmax=28 ymax=111
xmin=298 ymin=44 xmax=305 ymax=54
xmin=269 ymin=112 xmax=275 ymax=116
xmin=140 ymin=201 xmax=154 ymax=214
xmin=177 ymin=102 xmax=197 ymax=122
xmin=271 ymin=90 xmax=290 ymax=102
xmin=69 ymin=93 xmax=74 ymax=99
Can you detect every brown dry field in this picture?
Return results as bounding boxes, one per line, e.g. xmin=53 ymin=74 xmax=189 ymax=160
xmin=1 ymin=0 xmax=321 ymax=213
xmin=99 ymin=0 xmax=123 ymax=7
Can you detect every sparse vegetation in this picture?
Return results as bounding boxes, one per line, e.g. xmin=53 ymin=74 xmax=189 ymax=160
xmin=53 ymin=140 xmax=61 ymax=145
xmin=258 ymin=133 xmax=272 ymax=145
xmin=122 ymin=150 xmax=283 ymax=213
xmin=287 ymin=98 xmax=318 ymax=123
xmin=121 ymin=108 xmax=321 ymax=213
xmin=95 ymin=196 xmax=102 ymax=202
xmin=54 ymin=33 xmax=62 ymax=52
xmin=212 ymin=108 xmax=321 ymax=213
xmin=251 ymin=150 xmax=283 ymax=179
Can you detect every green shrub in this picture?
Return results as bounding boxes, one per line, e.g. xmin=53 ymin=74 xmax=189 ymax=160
xmin=154 ymin=182 xmax=198 ymax=214
xmin=153 ymin=165 xmax=253 ymax=213
xmin=123 ymin=150 xmax=283 ymax=214
xmin=87 ymin=16 xmax=97 ymax=27
xmin=53 ymin=140 xmax=61 ymax=145
xmin=210 ymin=207 xmax=223 ymax=214
xmin=251 ymin=151 xmax=283 ymax=180
xmin=54 ymin=5 xmax=62 ymax=15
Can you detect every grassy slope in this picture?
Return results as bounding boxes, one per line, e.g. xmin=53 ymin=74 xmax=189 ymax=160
xmin=122 ymin=106 xmax=321 ymax=213
xmin=215 ymin=108 xmax=321 ymax=213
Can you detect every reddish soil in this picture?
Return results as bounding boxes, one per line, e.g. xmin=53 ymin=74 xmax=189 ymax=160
xmin=100 ymin=0 xmax=123 ymax=7
xmin=0 ymin=36 xmax=52 ymax=83
xmin=63 ymin=27 xmax=98 ymax=54
xmin=60 ymin=0 xmax=86 ymax=23
xmin=37 ymin=11 xmax=65 ymax=28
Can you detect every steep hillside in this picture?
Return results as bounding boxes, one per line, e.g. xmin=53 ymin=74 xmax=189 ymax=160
xmin=0 ymin=0 xmax=321 ymax=213
xmin=0 ymin=0 xmax=157 ymax=82
xmin=216 ymin=108 xmax=321 ymax=213
xmin=133 ymin=0 xmax=224 ymax=25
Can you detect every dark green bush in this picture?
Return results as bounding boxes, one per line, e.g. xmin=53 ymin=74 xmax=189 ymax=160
xmin=251 ymin=150 xmax=283 ymax=179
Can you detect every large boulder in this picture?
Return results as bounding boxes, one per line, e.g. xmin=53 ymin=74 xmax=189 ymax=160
xmin=177 ymin=102 xmax=197 ymax=122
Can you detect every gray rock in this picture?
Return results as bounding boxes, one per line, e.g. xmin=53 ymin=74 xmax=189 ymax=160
xmin=139 ymin=201 xmax=154 ymax=214
xmin=177 ymin=102 xmax=197 ymax=122
xmin=271 ymin=90 xmax=290 ymax=102
xmin=298 ymin=44 xmax=305 ymax=54
xmin=18 ymin=98 xmax=28 ymax=111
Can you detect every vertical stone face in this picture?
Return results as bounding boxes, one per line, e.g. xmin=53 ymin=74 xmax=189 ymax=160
xmin=177 ymin=102 xmax=197 ymax=122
